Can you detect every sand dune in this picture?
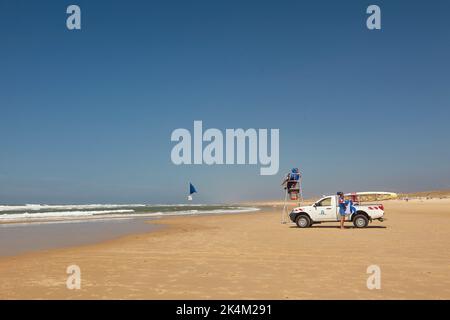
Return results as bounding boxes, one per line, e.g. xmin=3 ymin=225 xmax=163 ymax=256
xmin=0 ymin=199 xmax=449 ymax=299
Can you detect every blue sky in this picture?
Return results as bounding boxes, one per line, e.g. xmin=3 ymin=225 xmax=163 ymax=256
xmin=0 ymin=0 xmax=449 ymax=203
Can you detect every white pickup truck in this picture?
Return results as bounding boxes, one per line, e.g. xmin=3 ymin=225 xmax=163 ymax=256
xmin=289 ymin=194 xmax=385 ymax=228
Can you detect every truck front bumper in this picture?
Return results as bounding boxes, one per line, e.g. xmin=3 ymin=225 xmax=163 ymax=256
xmin=289 ymin=211 xmax=297 ymax=222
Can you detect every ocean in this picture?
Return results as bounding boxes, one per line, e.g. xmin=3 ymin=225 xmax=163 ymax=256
xmin=0 ymin=204 xmax=260 ymax=223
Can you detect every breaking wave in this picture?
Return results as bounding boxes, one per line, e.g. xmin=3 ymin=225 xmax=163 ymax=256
xmin=0 ymin=204 xmax=260 ymax=223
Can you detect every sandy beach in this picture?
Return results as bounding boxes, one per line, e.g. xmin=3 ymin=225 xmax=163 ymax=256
xmin=0 ymin=198 xmax=449 ymax=299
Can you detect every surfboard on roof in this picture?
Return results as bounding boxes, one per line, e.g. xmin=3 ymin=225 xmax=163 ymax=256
xmin=345 ymin=191 xmax=397 ymax=202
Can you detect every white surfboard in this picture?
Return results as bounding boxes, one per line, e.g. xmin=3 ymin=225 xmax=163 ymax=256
xmin=345 ymin=191 xmax=397 ymax=201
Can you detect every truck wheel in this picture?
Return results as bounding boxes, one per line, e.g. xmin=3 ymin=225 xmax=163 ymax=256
xmin=296 ymin=215 xmax=311 ymax=228
xmin=353 ymin=214 xmax=369 ymax=228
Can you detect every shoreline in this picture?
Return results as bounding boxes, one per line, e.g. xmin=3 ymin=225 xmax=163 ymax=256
xmin=0 ymin=200 xmax=449 ymax=299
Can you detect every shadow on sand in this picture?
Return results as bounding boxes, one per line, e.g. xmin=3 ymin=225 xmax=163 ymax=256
xmin=288 ymin=225 xmax=387 ymax=229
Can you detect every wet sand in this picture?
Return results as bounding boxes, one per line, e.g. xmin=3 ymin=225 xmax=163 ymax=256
xmin=0 ymin=218 xmax=159 ymax=257
xmin=0 ymin=199 xmax=449 ymax=299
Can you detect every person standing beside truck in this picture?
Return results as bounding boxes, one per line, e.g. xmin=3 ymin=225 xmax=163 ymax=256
xmin=337 ymin=192 xmax=346 ymax=229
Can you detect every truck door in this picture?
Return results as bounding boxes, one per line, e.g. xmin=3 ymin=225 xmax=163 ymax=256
xmin=314 ymin=197 xmax=336 ymax=221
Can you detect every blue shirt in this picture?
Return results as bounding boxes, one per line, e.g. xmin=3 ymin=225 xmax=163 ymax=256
xmin=338 ymin=197 xmax=346 ymax=214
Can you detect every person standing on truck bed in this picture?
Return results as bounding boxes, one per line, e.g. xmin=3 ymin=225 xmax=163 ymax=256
xmin=337 ymin=191 xmax=346 ymax=229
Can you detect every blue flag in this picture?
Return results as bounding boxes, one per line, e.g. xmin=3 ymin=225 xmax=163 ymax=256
xmin=189 ymin=183 xmax=197 ymax=195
